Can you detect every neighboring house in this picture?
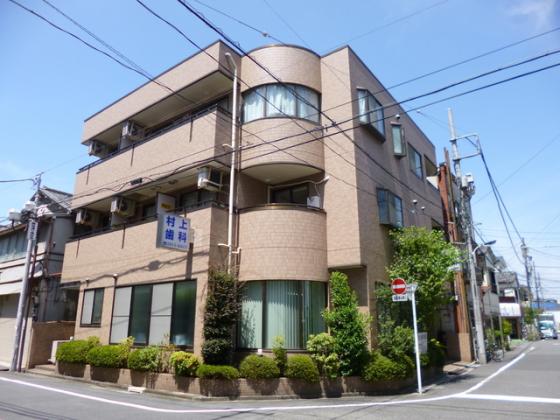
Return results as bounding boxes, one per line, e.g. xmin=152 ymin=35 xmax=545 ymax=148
xmin=0 ymin=187 xmax=78 ymax=368
xmin=497 ymin=271 xmax=523 ymax=338
xmin=60 ymin=42 xmax=442 ymax=354
xmin=479 ymin=247 xmax=504 ymax=337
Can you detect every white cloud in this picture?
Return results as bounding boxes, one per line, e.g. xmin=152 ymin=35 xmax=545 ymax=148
xmin=509 ymin=0 xmax=558 ymax=29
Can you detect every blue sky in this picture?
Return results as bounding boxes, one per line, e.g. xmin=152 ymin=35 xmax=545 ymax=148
xmin=1 ymin=0 xmax=559 ymax=299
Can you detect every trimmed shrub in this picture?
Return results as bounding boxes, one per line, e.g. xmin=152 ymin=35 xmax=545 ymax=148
xmin=377 ymin=321 xmax=414 ymax=360
xmin=428 ymin=339 xmax=446 ymax=367
xmin=362 ymin=352 xmax=409 ymax=382
xmin=201 ymin=338 xmax=233 ymax=366
xmin=239 ymin=355 xmax=280 ymax=379
xmin=272 ymin=336 xmax=287 ymax=376
xmin=169 ymin=351 xmax=200 ymax=377
xmin=306 ymin=333 xmax=340 ymax=379
xmin=127 ymin=346 xmax=161 ymax=372
xmin=87 ymin=345 xmax=129 ymax=368
xmin=323 ymin=272 xmax=370 ymax=376
xmin=196 ymin=364 xmax=240 ymax=380
xmin=285 ymin=355 xmax=320 ymax=383
xmin=56 ymin=337 xmax=99 ymax=364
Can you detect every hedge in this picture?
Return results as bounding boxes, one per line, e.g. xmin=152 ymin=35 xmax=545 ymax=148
xmin=285 ymin=355 xmax=320 ymax=383
xmin=239 ymin=355 xmax=280 ymax=379
xmin=169 ymin=351 xmax=200 ymax=377
xmin=56 ymin=337 xmax=99 ymax=364
xmin=362 ymin=352 xmax=409 ymax=382
xmin=127 ymin=346 xmax=161 ymax=372
xmin=87 ymin=345 xmax=129 ymax=368
xmin=196 ymin=364 xmax=240 ymax=380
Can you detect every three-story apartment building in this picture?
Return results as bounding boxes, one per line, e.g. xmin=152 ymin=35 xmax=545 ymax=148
xmin=60 ymin=41 xmax=442 ymax=354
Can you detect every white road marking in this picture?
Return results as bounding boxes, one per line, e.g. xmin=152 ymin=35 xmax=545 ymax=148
xmin=459 ymin=394 xmax=560 ymax=404
xmin=0 ymin=345 xmax=542 ymax=414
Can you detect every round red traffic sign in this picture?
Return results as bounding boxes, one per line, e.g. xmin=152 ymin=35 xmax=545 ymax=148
xmin=391 ymin=278 xmax=407 ymax=295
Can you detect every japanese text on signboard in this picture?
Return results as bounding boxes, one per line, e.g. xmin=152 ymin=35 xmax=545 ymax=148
xmin=157 ymin=213 xmax=190 ymax=251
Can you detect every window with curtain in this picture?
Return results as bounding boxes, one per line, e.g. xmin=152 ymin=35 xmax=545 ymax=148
xmin=409 ymin=145 xmax=423 ymax=178
xmin=80 ymin=288 xmax=104 ymax=326
xmin=242 ymin=84 xmax=320 ymax=123
xmin=238 ymin=280 xmax=327 ymax=349
xmin=357 ymin=89 xmax=385 ymax=137
xmin=391 ymin=123 xmax=406 ymax=156
xmin=110 ymin=280 xmax=196 ymax=346
xmin=377 ymin=189 xmax=404 ymax=228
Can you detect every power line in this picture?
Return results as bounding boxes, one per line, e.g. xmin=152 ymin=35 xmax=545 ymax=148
xmin=0 ymin=178 xmax=34 ymax=183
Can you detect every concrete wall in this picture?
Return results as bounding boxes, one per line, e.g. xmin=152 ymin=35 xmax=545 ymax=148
xmin=26 ymin=321 xmax=75 ymax=368
xmin=0 ymin=294 xmax=31 ymax=368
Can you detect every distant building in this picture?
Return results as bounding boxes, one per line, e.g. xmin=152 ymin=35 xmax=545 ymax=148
xmin=0 ymin=187 xmax=78 ymax=368
xmin=60 ymin=42 xmax=442 ymax=354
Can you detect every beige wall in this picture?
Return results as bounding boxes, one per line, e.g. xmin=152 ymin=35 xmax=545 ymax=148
xmin=238 ymin=207 xmax=328 ymax=282
xmin=240 ymin=45 xmax=321 ymax=93
xmin=73 ymin=109 xmax=231 ymax=209
xmin=82 ymin=42 xmax=239 ymax=142
xmin=241 ymin=118 xmax=324 ymax=172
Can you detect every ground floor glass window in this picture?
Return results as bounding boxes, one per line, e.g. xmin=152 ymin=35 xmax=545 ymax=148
xmin=238 ymin=280 xmax=326 ymax=349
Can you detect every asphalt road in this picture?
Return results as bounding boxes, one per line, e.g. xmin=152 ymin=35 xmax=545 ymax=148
xmin=0 ymin=340 xmax=559 ymax=419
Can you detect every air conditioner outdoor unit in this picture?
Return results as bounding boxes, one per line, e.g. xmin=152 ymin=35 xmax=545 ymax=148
xmin=197 ymin=167 xmax=223 ymax=192
xmin=50 ymin=340 xmax=71 ymax=364
xmin=75 ymin=208 xmax=100 ymax=226
xmin=88 ymin=140 xmax=109 ymax=158
xmin=110 ymin=197 xmax=136 ymax=217
xmin=121 ymin=120 xmax=145 ymax=142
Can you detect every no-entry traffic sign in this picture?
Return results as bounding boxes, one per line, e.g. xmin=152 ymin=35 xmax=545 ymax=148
xmin=391 ymin=278 xmax=407 ymax=295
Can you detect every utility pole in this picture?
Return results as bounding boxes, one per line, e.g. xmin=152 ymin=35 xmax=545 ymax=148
xmin=448 ymin=108 xmax=487 ymax=364
xmin=521 ymin=239 xmax=533 ymax=307
xmin=10 ymin=175 xmax=41 ymax=372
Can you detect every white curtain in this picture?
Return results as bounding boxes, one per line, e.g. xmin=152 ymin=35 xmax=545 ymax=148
xmin=357 ymin=89 xmax=368 ymax=124
xmin=243 ymin=87 xmax=265 ymax=122
xmin=296 ymin=85 xmax=320 ymax=122
xmin=110 ymin=287 xmax=131 ymax=343
xmin=148 ymin=283 xmax=173 ymax=345
xmin=266 ymin=85 xmax=296 ymax=117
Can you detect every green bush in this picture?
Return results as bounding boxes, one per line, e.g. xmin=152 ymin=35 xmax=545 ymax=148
xmin=377 ymin=320 xmax=414 ymax=360
xmin=202 ymin=270 xmax=240 ymax=365
xmin=196 ymin=364 xmax=239 ymax=380
xmin=56 ymin=337 xmax=99 ymax=364
xmin=239 ymin=355 xmax=280 ymax=379
xmin=201 ymin=338 xmax=233 ymax=365
xmin=322 ymin=272 xmax=370 ymax=376
xmin=502 ymin=319 xmax=512 ymax=337
xmin=127 ymin=346 xmax=161 ymax=372
xmin=285 ymin=355 xmax=320 ymax=383
xmin=306 ymin=333 xmax=340 ymax=379
xmin=87 ymin=338 xmax=133 ymax=368
xmin=272 ymin=336 xmax=287 ymax=375
xmin=427 ymin=339 xmax=446 ymax=367
xmin=169 ymin=351 xmax=200 ymax=377
xmin=362 ymin=352 xmax=409 ymax=382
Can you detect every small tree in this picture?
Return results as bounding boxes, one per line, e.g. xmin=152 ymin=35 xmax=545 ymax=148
xmin=387 ymin=227 xmax=461 ymax=333
xmin=202 ymin=270 xmax=240 ymax=365
xmin=323 ymin=271 xmax=370 ymax=376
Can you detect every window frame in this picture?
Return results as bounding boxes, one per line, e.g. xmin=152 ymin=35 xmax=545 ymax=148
xmin=242 ymin=83 xmax=321 ymax=124
xmin=408 ymin=144 xmax=423 ymax=179
xmin=109 ymin=280 xmax=197 ymax=347
xmin=80 ymin=288 xmax=104 ymax=327
xmin=377 ymin=188 xmax=404 ymax=228
xmin=357 ymin=88 xmax=385 ymax=139
xmin=391 ymin=122 xmax=406 ymax=156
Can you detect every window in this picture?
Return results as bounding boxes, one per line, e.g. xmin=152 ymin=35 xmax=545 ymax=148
xmin=110 ymin=280 xmax=196 ymax=346
xmin=238 ymin=280 xmax=327 ymax=349
xmin=408 ymin=145 xmax=423 ymax=178
xmin=377 ymin=189 xmax=403 ymax=228
xmin=80 ymin=288 xmax=104 ymax=326
xmin=243 ymin=84 xmax=320 ymax=123
xmin=180 ymin=189 xmax=225 ymax=210
xmin=269 ymin=183 xmax=322 ymax=208
xmin=424 ymin=156 xmax=437 ymax=177
xmin=357 ymin=89 xmax=385 ymax=137
xmin=391 ymin=123 xmax=406 ymax=156
xmin=0 ymin=230 xmax=27 ymax=263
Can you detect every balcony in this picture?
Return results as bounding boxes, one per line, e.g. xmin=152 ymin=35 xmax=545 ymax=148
xmin=73 ymin=107 xmax=231 ymax=209
xmin=61 ymin=205 xmax=226 ymax=286
xmin=238 ymin=205 xmax=328 ymax=282
xmin=240 ymin=118 xmax=324 ymax=184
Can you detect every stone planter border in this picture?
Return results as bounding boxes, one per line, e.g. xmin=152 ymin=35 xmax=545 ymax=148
xmin=56 ymin=362 xmax=441 ymax=399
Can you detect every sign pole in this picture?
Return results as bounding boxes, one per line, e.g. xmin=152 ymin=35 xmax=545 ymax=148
xmin=410 ymin=285 xmax=423 ymax=394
